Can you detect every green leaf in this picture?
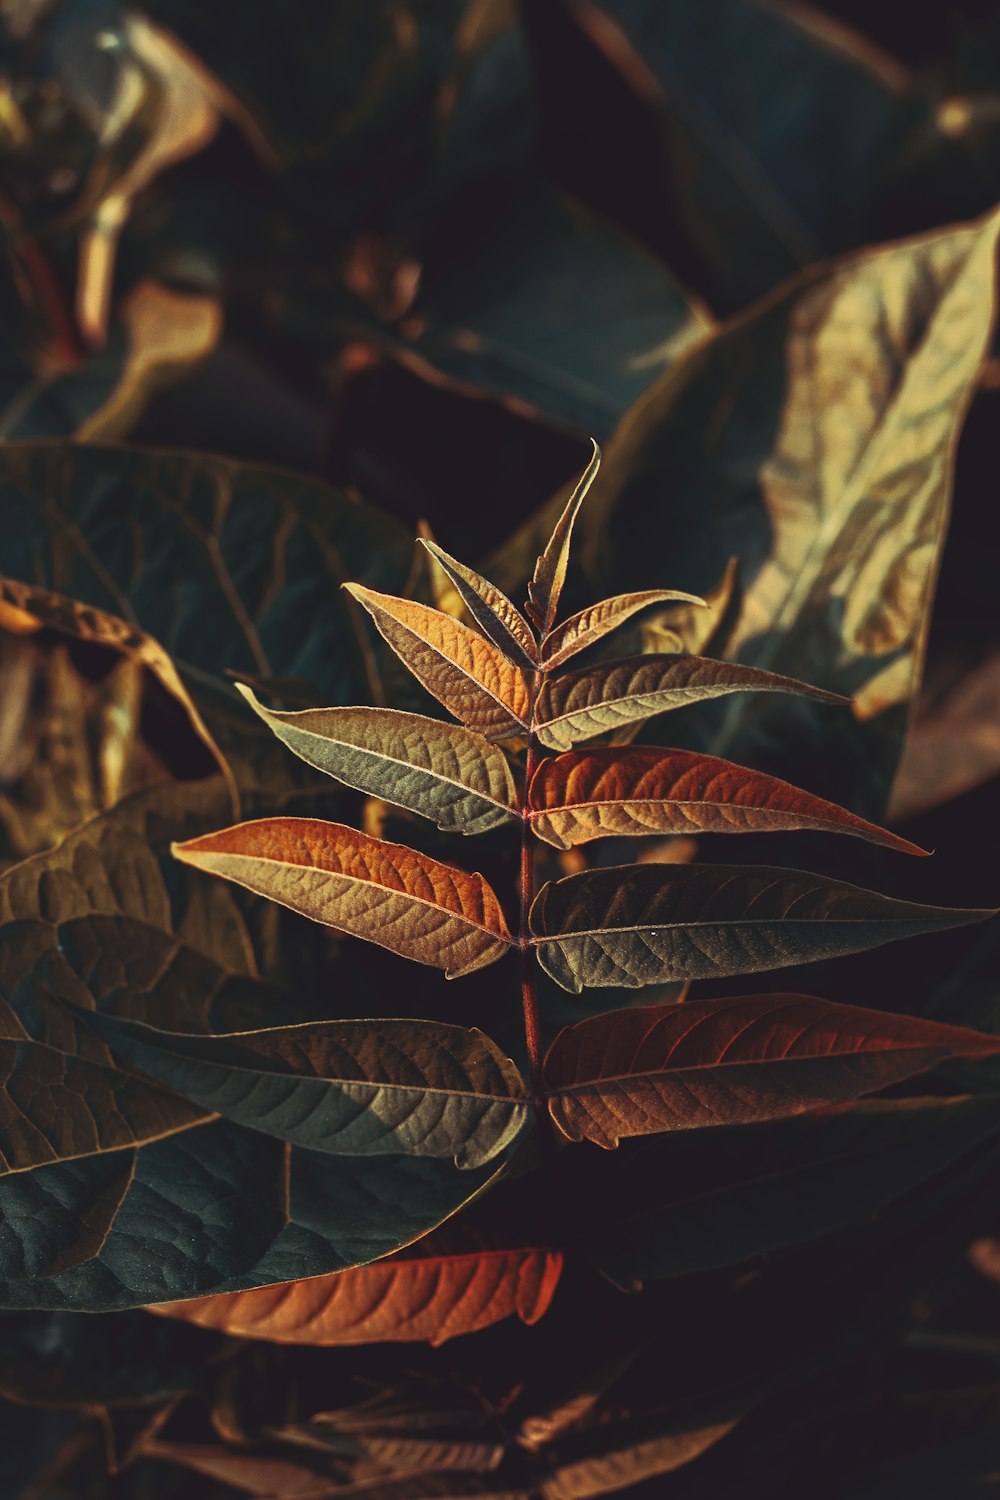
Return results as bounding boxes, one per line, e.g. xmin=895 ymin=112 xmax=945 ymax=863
xmin=570 ymin=1096 xmax=1000 ymax=1282
xmin=94 ymin=1014 xmax=528 ymax=1170
xmin=543 ymin=994 xmax=1000 ymax=1146
xmin=173 ymin=817 xmax=514 ymax=977
xmin=236 ymin=685 xmax=519 ymax=835
xmin=534 ymin=654 xmax=846 ymax=751
xmin=527 ymin=441 xmax=601 ymax=635
xmin=418 ymin=540 xmax=538 ymax=668
xmin=530 ymin=863 xmax=993 ymax=992
xmin=575 ymin=208 xmax=1000 ymax=814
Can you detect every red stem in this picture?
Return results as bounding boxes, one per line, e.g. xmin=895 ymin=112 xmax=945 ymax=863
xmin=519 ymin=677 xmax=560 ymax=1176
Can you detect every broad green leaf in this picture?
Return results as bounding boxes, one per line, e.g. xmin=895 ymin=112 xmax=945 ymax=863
xmin=576 ymin=209 xmax=1000 ymax=814
xmin=527 ymin=441 xmax=601 ymax=635
xmin=534 ymin=654 xmax=846 ymax=751
xmin=530 ymin=863 xmax=993 ymax=992
xmin=418 ymin=540 xmax=538 ymax=668
xmin=0 ymin=442 xmax=414 ymax=712
xmin=94 ymin=1014 xmax=528 ymax=1169
xmin=544 ymin=994 xmax=1000 ymax=1147
xmin=236 ymin=685 xmax=518 ymax=836
xmin=154 ymin=1232 xmax=562 ymax=1345
xmin=529 ymin=746 xmax=925 ymax=853
xmin=173 ymin=817 xmax=514 ymax=977
xmin=540 ymin=590 xmax=704 ymax=670
xmin=345 ymin=585 xmax=531 ymax=740
xmin=570 ymin=1096 xmax=1000 ymax=1282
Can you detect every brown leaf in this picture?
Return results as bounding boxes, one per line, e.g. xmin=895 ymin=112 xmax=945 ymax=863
xmin=540 ymin=590 xmax=704 ymax=670
xmin=345 ymin=585 xmax=531 ymax=740
xmin=419 ymin=541 xmax=538 ymax=667
xmin=544 ymin=994 xmax=1000 ymax=1148
xmin=173 ymin=818 xmax=513 ymax=976
xmin=527 ymin=441 xmax=601 ymax=634
xmin=529 ymin=746 xmax=925 ymax=854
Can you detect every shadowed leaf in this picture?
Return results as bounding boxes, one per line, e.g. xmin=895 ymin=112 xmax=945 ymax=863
xmin=540 ymin=590 xmax=705 ymax=669
xmin=529 ymin=746 xmax=925 ymax=853
xmin=534 ymin=654 xmax=847 ymax=751
xmin=530 ymin=862 xmax=993 ymax=992
xmin=345 ymin=585 xmax=531 ymax=740
xmin=541 ymin=1416 xmax=738 ymax=1499
xmin=94 ymin=1014 xmax=528 ymax=1169
xmin=236 ymin=685 xmax=518 ymax=836
xmin=418 ymin=541 xmax=538 ymax=668
xmin=544 ymin=994 xmax=1000 ymax=1147
xmin=528 ymin=441 xmax=601 ymax=634
xmin=174 ymin=818 xmax=514 ymax=977
xmin=153 ymin=1233 xmax=561 ymax=1345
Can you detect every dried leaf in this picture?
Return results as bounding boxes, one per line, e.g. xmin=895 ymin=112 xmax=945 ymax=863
xmin=530 ymin=862 xmax=992 ymax=992
xmin=540 ymin=590 xmax=705 ymax=670
xmin=345 ymin=585 xmax=531 ymax=740
xmin=237 ymin=685 xmax=518 ymax=836
xmin=418 ymin=541 xmax=538 ymax=668
xmin=529 ymin=746 xmax=925 ymax=854
xmin=544 ymin=994 xmax=1000 ymax=1148
xmin=154 ymin=1236 xmax=561 ymax=1345
xmin=534 ymin=654 xmax=847 ymax=751
xmin=527 ymin=441 xmax=601 ymax=634
xmin=174 ymin=818 xmax=514 ymax=977
xmin=95 ymin=1014 xmax=528 ymax=1169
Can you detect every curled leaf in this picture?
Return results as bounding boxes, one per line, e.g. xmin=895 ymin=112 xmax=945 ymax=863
xmin=544 ymin=995 xmax=1000 ymax=1148
xmin=418 ymin=540 xmax=538 ymax=667
xmin=535 ymin=654 xmax=847 ymax=751
xmin=541 ymin=590 xmax=705 ymax=669
xmin=527 ymin=440 xmax=601 ymax=633
xmin=529 ymin=746 xmax=925 ymax=854
xmin=345 ymin=584 xmax=531 ymax=740
xmin=237 ymin=685 xmax=518 ymax=835
xmin=530 ymin=862 xmax=992 ymax=992
xmin=173 ymin=818 xmax=514 ymax=977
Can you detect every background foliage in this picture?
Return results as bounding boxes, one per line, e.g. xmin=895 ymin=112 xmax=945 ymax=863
xmin=6 ymin=0 xmax=1000 ymax=1496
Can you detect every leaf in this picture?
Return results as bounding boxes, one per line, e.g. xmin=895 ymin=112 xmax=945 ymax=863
xmin=544 ymin=994 xmax=1000 ymax=1148
xmin=541 ymin=1417 xmax=737 ymax=1499
xmin=173 ymin=818 xmax=514 ymax=977
xmin=418 ymin=541 xmax=538 ymax=668
xmin=94 ymin=1014 xmax=528 ymax=1170
xmin=534 ymin=654 xmax=847 ymax=751
xmin=345 ymin=585 xmax=531 ymax=740
xmin=153 ymin=1235 xmax=562 ymax=1346
xmin=888 ymin=650 xmax=1000 ymax=820
xmin=575 ymin=1096 xmax=1000 ymax=1282
xmin=530 ymin=863 xmax=993 ymax=992
xmin=528 ymin=745 xmax=925 ymax=854
xmin=527 ymin=441 xmax=601 ymax=634
xmin=540 ymin=591 xmax=705 ymax=669
xmin=577 ymin=209 xmax=1000 ymax=814
xmin=236 ymin=686 xmax=518 ymax=836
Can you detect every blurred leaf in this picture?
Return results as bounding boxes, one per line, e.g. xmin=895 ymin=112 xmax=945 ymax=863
xmin=889 ymin=649 xmax=1000 ymax=819
xmin=541 ymin=1414 xmax=737 ymax=1498
xmin=529 ymin=745 xmax=925 ymax=852
xmin=173 ymin=817 xmax=514 ymax=977
xmin=543 ymin=993 xmax=1000 ymax=1147
xmin=530 ymin=862 xmax=992 ymax=991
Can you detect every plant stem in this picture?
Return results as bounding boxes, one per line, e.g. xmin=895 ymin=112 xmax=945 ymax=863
xmin=520 ymin=730 xmax=544 ymax=1101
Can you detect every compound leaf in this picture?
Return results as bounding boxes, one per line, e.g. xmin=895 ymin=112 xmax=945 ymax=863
xmin=237 ymin=686 xmax=518 ymax=836
xmin=544 ymin=994 xmax=1000 ymax=1147
xmin=530 ymin=863 xmax=992 ymax=992
xmin=173 ymin=818 xmax=514 ymax=977
xmin=529 ymin=746 xmax=925 ymax=854
xmin=534 ymin=655 xmax=847 ymax=751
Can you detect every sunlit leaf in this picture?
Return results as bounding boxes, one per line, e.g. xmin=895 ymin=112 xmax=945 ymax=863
xmin=529 ymin=745 xmax=925 ymax=853
xmin=527 ymin=441 xmax=601 ymax=634
xmin=174 ymin=817 xmax=514 ymax=977
xmin=94 ymin=1014 xmax=528 ymax=1169
xmin=153 ymin=1232 xmax=561 ymax=1345
xmin=237 ymin=685 xmax=518 ymax=836
xmin=530 ymin=863 xmax=992 ymax=992
xmin=345 ymin=585 xmax=531 ymax=740
xmin=534 ymin=653 xmax=847 ymax=751
xmin=544 ymin=994 xmax=1000 ymax=1147
xmin=540 ymin=590 xmax=704 ymax=670
xmin=418 ymin=540 xmax=538 ymax=668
